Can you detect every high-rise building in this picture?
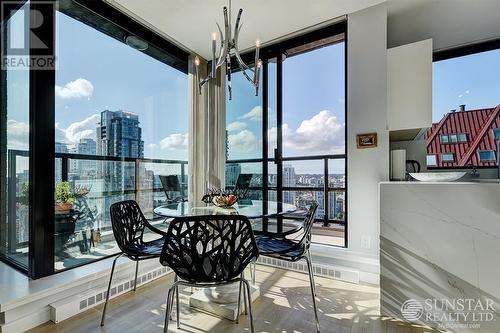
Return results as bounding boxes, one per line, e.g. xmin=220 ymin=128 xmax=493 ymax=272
xmin=96 ymin=110 xmax=144 ymax=225
xmin=97 ymin=110 xmax=144 ymax=158
xmin=77 ymin=138 xmax=97 ymax=178
xmin=283 ymin=164 xmax=296 ymax=205
xmin=225 ymin=163 xmax=241 ymax=187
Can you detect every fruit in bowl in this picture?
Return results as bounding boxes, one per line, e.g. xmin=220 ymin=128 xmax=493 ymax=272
xmin=212 ymin=194 xmax=238 ymax=208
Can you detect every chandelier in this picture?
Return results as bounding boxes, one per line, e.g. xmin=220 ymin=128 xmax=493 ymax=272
xmin=194 ymin=0 xmax=261 ymax=100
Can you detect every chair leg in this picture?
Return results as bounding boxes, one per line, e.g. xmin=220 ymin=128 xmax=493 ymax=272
xmin=242 ymin=271 xmax=248 ymax=315
xmin=133 ymin=261 xmax=139 ymax=291
xmin=307 ymin=251 xmax=318 ymax=297
xmin=175 ymin=275 xmax=180 ymax=328
xmin=164 ymin=287 xmax=175 ymax=333
xmin=242 ymin=279 xmax=255 ymax=333
xmin=251 ymin=261 xmax=256 ymax=285
xmin=100 ymin=253 xmax=123 ymax=326
xmin=236 ymin=278 xmax=243 ymax=324
xmin=304 ymin=253 xmax=320 ymax=333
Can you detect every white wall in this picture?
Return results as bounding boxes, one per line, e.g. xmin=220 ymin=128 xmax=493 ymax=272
xmin=388 ymin=0 xmax=500 ymax=50
xmin=346 ymin=3 xmax=389 ymax=258
xmin=310 ymin=3 xmax=388 ymax=284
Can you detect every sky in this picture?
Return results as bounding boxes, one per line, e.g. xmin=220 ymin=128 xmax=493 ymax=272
xmin=53 ymin=11 xmax=188 ymax=160
xmin=226 ymin=43 xmax=346 ymax=174
xmin=432 ymin=48 xmax=500 ymax=122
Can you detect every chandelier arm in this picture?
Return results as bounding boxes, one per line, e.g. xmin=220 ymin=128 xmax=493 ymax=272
xmin=234 ymin=8 xmax=243 ymax=39
xmin=226 ymin=54 xmax=233 ymax=100
xmin=233 ymin=24 xmax=255 ymax=75
xmin=216 ymin=7 xmax=230 ymax=69
xmin=216 ymin=23 xmax=225 ymax=63
xmin=237 ymin=62 xmax=256 ymax=85
xmin=199 ymin=76 xmax=210 ymax=88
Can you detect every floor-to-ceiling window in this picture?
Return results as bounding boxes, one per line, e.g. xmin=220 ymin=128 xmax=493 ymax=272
xmin=226 ymin=23 xmax=347 ymax=246
xmin=225 ymin=65 xmax=263 ymax=201
xmin=1 ymin=0 xmax=189 ymax=278
xmin=52 ymin=7 xmax=188 ymax=271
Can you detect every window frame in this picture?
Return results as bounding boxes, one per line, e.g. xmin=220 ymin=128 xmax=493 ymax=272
xmin=492 ymin=128 xmax=500 ymax=140
xmin=426 ymin=154 xmax=437 ymax=166
xmin=441 ymin=152 xmax=455 ymax=162
xmin=478 ymin=150 xmax=496 ymax=161
xmin=430 ymin=38 xmax=500 ymax=171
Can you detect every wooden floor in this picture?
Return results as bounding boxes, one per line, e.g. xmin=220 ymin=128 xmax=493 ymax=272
xmin=29 ymin=265 xmax=440 ymax=333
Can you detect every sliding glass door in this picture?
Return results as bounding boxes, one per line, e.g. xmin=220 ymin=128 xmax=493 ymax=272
xmin=278 ymin=40 xmax=346 ymax=246
xmin=226 ymin=23 xmax=347 ymax=246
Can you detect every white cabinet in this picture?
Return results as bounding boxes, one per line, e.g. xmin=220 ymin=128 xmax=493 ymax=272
xmin=387 ymin=39 xmax=432 ymax=131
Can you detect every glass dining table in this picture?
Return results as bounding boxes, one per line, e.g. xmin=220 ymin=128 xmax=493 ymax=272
xmin=153 ymin=199 xmax=297 ymax=220
xmin=152 ymin=199 xmax=298 ymax=319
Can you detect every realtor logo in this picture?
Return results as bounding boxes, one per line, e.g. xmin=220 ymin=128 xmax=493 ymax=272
xmin=1 ymin=1 xmax=56 ymax=70
xmin=401 ymin=299 xmax=424 ymax=321
xmin=401 ymin=297 xmax=497 ymax=330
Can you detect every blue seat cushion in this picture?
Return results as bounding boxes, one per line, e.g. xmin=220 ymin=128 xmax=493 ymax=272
xmin=255 ymin=235 xmax=305 ymax=261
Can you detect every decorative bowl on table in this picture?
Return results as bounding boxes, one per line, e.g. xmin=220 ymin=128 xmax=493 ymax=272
xmin=212 ymin=194 xmax=238 ymax=208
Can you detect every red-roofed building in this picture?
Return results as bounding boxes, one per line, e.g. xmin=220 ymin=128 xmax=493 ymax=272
xmin=426 ymin=104 xmax=500 ymax=168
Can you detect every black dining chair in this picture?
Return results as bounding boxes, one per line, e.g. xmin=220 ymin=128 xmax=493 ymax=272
xmin=159 ymin=175 xmax=186 ymax=203
xmin=254 ymin=201 xmax=321 ymax=333
xmin=159 ymin=215 xmax=259 ymax=333
xmin=100 ymin=200 xmax=169 ymax=326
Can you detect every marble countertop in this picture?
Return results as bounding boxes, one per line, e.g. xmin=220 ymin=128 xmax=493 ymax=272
xmin=380 ymin=180 xmax=500 ymax=185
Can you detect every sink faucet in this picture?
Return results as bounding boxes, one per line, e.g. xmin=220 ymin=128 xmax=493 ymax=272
xmin=468 ymin=164 xmax=480 ymax=178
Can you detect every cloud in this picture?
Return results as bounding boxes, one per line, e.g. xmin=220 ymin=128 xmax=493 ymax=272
xmin=6 ymin=119 xmax=30 ymax=149
xmin=269 ymin=110 xmax=345 ymax=154
xmin=227 ymin=121 xmax=247 ymax=132
xmin=56 ymin=113 xmax=100 ymax=144
xmin=240 ymin=106 xmax=262 ymax=121
xmin=228 ymin=130 xmax=259 ymax=152
xmin=160 ymin=133 xmax=188 ymax=150
xmin=55 ymin=78 xmax=94 ymax=99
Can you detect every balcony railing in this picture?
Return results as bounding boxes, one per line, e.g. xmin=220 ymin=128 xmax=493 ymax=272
xmin=226 ymin=154 xmax=346 ymax=235
xmin=6 ymin=149 xmax=188 ymax=260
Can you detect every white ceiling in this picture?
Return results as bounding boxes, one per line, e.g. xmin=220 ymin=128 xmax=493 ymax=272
xmin=106 ymin=0 xmax=386 ymax=58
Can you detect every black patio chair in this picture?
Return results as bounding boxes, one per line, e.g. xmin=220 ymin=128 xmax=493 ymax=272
xmin=232 ymin=173 xmax=253 ymax=199
xmin=159 ymin=175 xmax=186 ymax=203
xmin=254 ymin=201 xmax=320 ymax=333
xmin=100 ymin=200 xmax=168 ymax=326
xmin=159 ymin=215 xmax=259 ymax=333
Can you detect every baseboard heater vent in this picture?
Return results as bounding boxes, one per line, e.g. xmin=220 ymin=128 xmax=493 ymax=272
xmin=256 ymin=256 xmax=359 ymax=284
xmin=50 ymin=266 xmax=171 ymax=323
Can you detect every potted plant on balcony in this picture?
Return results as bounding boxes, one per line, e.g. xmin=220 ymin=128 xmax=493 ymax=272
xmin=19 ymin=183 xmax=30 ymax=207
xmin=55 ymin=182 xmax=76 ymax=213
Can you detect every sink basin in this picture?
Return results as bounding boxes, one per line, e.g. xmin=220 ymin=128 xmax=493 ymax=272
xmin=409 ymin=172 xmax=467 ymax=182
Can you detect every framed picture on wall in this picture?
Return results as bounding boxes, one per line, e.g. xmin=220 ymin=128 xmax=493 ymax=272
xmin=357 ymin=133 xmax=377 ymax=149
